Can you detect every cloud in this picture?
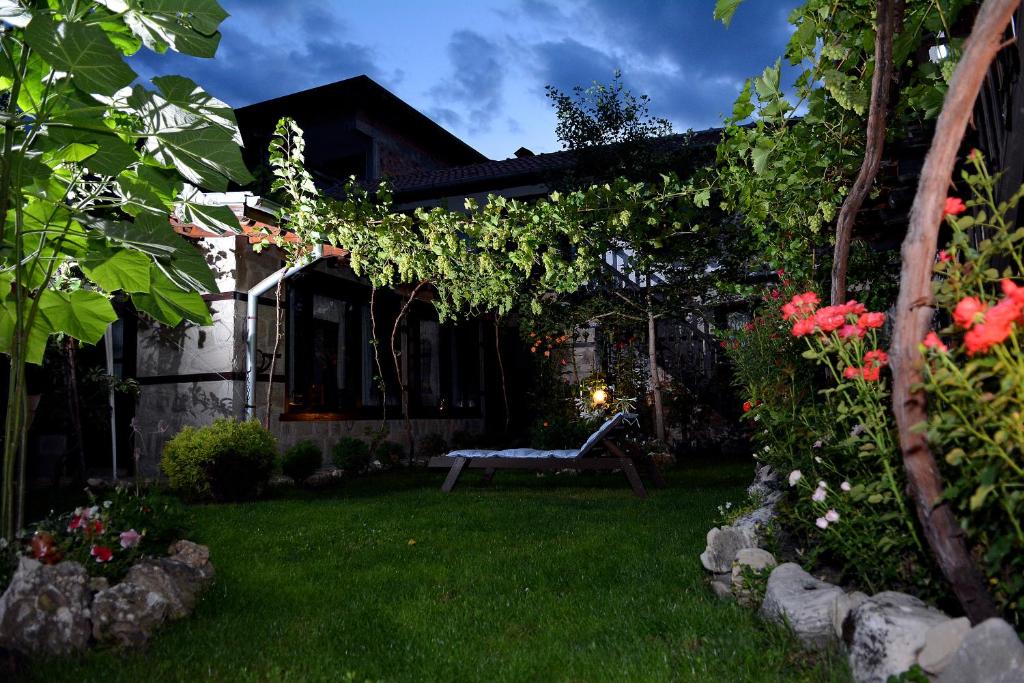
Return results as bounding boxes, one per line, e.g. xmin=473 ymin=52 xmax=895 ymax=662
xmin=128 ymin=4 xmax=385 ymax=107
xmin=429 ymin=30 xmax=506 ymax=133
xmin=532 ymin=39 xmax=620 ymax=95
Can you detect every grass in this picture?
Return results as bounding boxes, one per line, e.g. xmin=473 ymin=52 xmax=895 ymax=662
xmin=23 ymin=461 xmax=850 ymax=682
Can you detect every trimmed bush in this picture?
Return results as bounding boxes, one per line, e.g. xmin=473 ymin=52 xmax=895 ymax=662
xmin=418 ymin=433 xmax=448 ymax=460
xmin=332 ymin=437 xmax=371 ymax=475
xmin=375 ymin=441 xmax=404 ymax=467
xmin=161 ymin=419 xmax=277 ymax=501
xmin=281 ymin=440 xmax=323 ymax=482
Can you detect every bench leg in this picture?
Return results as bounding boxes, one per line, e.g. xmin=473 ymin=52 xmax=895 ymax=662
xmin=481 ymin=467 xmax=496 ymax=485
xmin=441 ymin=458 xmax=468 ymax=493
xmin=619 ymin=458 xmax=648 ymax=498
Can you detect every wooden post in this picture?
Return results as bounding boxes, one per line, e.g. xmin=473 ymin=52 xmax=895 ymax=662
xmin=888 ymin=0 xmax=1018 ymax=623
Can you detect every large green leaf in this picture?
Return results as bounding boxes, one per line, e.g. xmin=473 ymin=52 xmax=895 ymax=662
xmin=143 ymin=123 xmax=253 ymax=190
xmin=713 ymin=0 xmax=743 ymax=27
xmin=86 ymin=213 xmax=217 ymax=292
xmin=79 ymin=241 xmax=153 ymax=293
xmin=131 ymin=266 xmax=212 ymax=326
xmin=37 ymin=288 xmax=117 ymax=344
xmin=153 ymin=75 xmax=241 ymax=143
xmin=122 ymin=0 xmax=228 ymax=58
xmin=0 ymin=288 xmax=54 ymax=365
xmin=48 ymin=127 xmax=137 ymax=177
xmin=23 ymin=15 xmax=137 ymax=96
xmin=177 ymin=193 xmax=240 ymax=235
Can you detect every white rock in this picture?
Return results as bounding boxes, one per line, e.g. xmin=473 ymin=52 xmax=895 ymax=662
xmin=760 ymin=563 xmax=844 ymax=649
xmin=0 ymin=557 xmax=92 ymax=655
xmin=700 ymin=526 xmax=755 ymax=573
xmin=832 ymin=591 xmax=869 ymax=639
xmin=846 ymin=591 xmax=950 ymax=683
xmin=936 ymin=618 xmax=1024 ymax=683
xmin=918 ymin=617 xmax=970 ymax=675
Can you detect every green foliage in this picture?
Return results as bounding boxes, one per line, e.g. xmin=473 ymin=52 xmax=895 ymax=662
xmin=332 ymin=436 xmax=372 ymax=475
xmin=0 ymin=0 xmax=250 ymax=537
xmin=280 ymin=440 xmax=323 ymax=482
xmin=417 ymin=433 xmax=448 ymax=460
xmin=925 ymin=153 xmax=1024 ymax=626
xmin=161 ymin=419 xmax=277 ymax=501
xmin=709 ymin=0 xmax=971 ymax=281
xmin=722 ymin=284 xmax=937 ymax=594
xmin=528 ymin=414 xmax=600 ymax=451
xmin=374 ymin=441 xmax=404 ymax=468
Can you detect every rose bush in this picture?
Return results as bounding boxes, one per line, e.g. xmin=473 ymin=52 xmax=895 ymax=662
xmin=924 ymin=152 xmax=1024 ymax=625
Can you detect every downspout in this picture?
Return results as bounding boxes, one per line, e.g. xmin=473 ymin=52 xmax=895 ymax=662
xmin=244 ymin=245 xmax=323 ymax=421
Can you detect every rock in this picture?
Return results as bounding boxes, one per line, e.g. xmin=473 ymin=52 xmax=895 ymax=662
xmin=124 ymin=558 xmax=205 ymax=620
xmin=713 ymin=571 xmax=732 ymax=587
xmin=0 ymin=557 xmax=91 ymax=656
xmin=731 ymin=548 xmax=776 ymax=605
xmin=846 ymin=591 xmax=950 ymax=683
xmin=731 ymin=494 xmax=781 ymax=545
xmin=700 ymin=526 xmax=756 ymax=573
xmin=710 ymin=580 xmax=733 ymax=600
xmin=88 ymin=577 xmax=110 ymax=594
xmin=305 ymin=467 xmax=344 ymax=489
xmin=936 ymin=618 xmax=1024 ymax=683
xmin=268 ymin=474 xmax=295 ymax=489
xmin=832 ymin=591 xmax=869 ymax=639
xmin=760 ymin=563 xmax=844 ymax=649
xmin=91 ymin=581 xmax=170 ymax=647
xmin=747 ymin=464 xmax=779 ymax=499
xmin=918 ymin=617 xmax=970 ymax=676
xmin=167 ymin=540 xmax=214 ymax=583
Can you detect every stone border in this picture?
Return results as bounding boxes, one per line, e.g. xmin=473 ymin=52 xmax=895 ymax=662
xmin=701 ymin=465 xmax=1024 ymax=683
xmin=0 ymin=540 xmax=214 ymax=656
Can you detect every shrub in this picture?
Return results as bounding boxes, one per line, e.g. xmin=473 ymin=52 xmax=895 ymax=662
xmin=418 ymin=433 xmax=448 ymax=460
xmin=375 ymin=441 xmax=404 ymax=468
xmin=332 ymin=437 xmax=371 ymax=475
xmin=161 ymin=419 xmax=277 ymax=501
xmin=528 ymin=414 xmax=599 ymax=450
xmin=281 ymin=440 xmax=323 ymax=482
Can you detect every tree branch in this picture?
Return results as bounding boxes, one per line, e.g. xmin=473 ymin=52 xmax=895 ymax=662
xmin=830 ymin=0 xmax=897 ymax=305
xmin=888 ymin=0 xmax=1018 ymax=623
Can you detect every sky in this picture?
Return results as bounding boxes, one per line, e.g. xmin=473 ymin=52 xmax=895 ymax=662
xmin=130 ymin=0 xmax=802 ymax=160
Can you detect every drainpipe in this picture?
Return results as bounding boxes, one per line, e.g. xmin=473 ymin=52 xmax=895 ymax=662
xmin=244 ymin=245 xmax=323 ymax=421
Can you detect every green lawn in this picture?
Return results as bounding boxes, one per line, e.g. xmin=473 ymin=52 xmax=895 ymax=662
xmin=24 ymin=462 xmax=849 ymax=682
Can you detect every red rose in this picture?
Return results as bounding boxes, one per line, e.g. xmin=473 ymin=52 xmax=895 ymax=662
xmin=742 ymin=401 xmax=752 ymax=412
xmin=953 ymin=297 xmax=987 ymax=329
xmin=814 ymin=306 xmax=846 ymax=333
xmin=857 ymin=312 xmax=885 ymax=329
xmin=842 ymin=300 xmax=867 ymax=316
xmin=938 ymin=250 xmax=951 ymax=262
xmin=90 ymin=545 xmax=113 ymax=563
xmin=839 ymin=324 xmax=864 ymax=340
xmin=791 ymin=317 xmax=815 ymax=337
xmin=863 ymin=350 xmax=889 ymax=367
xmin=1001 ymin=279 xmax=1024 ymax=306
xmin=770 ymin=289 xmax=781 ymax=300
xmin=843 ymin=366 xmax=861 ymax=379
xmin=862 ymin=365 xmax=881 ymax=381
xmin=943 ymin=197 xmax=966 ymax=217
xmin=922 ymin=331 xmax=948 ymax=353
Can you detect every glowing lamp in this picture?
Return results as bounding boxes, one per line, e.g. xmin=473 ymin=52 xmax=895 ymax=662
xmin=591 ymin=388 xmax=608 ymax=406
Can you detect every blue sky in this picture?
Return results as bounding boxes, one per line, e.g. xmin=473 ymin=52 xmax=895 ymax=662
xmin=131 ymin=0 xmax=801 ymax=160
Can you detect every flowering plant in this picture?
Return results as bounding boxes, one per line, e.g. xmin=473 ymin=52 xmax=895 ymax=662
xmin=924 ymin=152 xmax=1024 ymax=624
xmin=21 ymin=487 xmax=189 ymax=580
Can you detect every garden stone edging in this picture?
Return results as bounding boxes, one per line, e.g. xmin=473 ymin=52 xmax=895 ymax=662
xmin=700 ymin=469 xmax=1024 ymax=682
xmin=0 ymin=540 xmax=213 ymax=656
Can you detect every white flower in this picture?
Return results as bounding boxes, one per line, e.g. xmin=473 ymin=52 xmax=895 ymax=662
xmin=103 ymin=500 xmax=112 ymax=509
xmin=788 ymin=470 xmax=803 ymax=487
xmin=814 ymin=456 xmax=822 ymax=463
xmin=725 ymin=501 xmax=732 ymax=509
xmin=812 ymin=439 xmax=823 ymax=449
xmin=754 ymin=414 xmax=760 ymax=421
xmin=825 ymin=509 xmax=840 ymax=523
xmin=851 ymin=424 xmax=865 ymax=437
xmin=840 ymin=481 xmax=851 ymax=492
xmin=815 ymin=517 xmax=829 ymax=529
xmin=812 ymin=487 xmax=827 ymax=502
xmin=763 ymin=445 xmax=770 ymax=452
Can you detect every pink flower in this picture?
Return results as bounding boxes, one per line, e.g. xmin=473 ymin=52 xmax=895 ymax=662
xmin=840 ymin=481 xmax=851 ymax=492
xmin=788 ymin=470 xmax=802 ymax=487
xmin=815 ymin=517 xmax=829 ymax=529
xmin=90 ymin=545 xmax=113 ymax=563
xmin=812 ymin=487 xmax=827 ymax=502
xmin=825 ymin=509 xmax=840 ymax=523
xmin=119 ymin=529 xmax=141 ymax=550
xmin=938 ymin=250 xmax=951 ymax=262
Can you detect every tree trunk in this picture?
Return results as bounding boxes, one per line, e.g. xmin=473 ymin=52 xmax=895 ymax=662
xmin=64 ymin=338 xmax=87 ymax=483
xmin=263 ymin=278 xmax=284 ymax=429
xmin=646 ymin=279 xmax=666 ymax=444
xmin=391 ymin=281 xmax=428 ymax=462
xmin=493 ymin=317 xmax=510 ymax=433
xmin=888 ymin=0 xmax=1017 ymax=623
xmin=831 ymin=0 xmax=897 ymax=305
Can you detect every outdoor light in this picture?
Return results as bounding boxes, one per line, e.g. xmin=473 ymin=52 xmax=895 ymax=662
xmin=591 ymin=388 xmax=608 ymax=406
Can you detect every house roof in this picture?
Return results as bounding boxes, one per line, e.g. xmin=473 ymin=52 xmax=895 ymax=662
xmin=383 ymin=128 xmax=725 ymax=201
xmin=235 ymin=75 xmax=487 ymax=169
